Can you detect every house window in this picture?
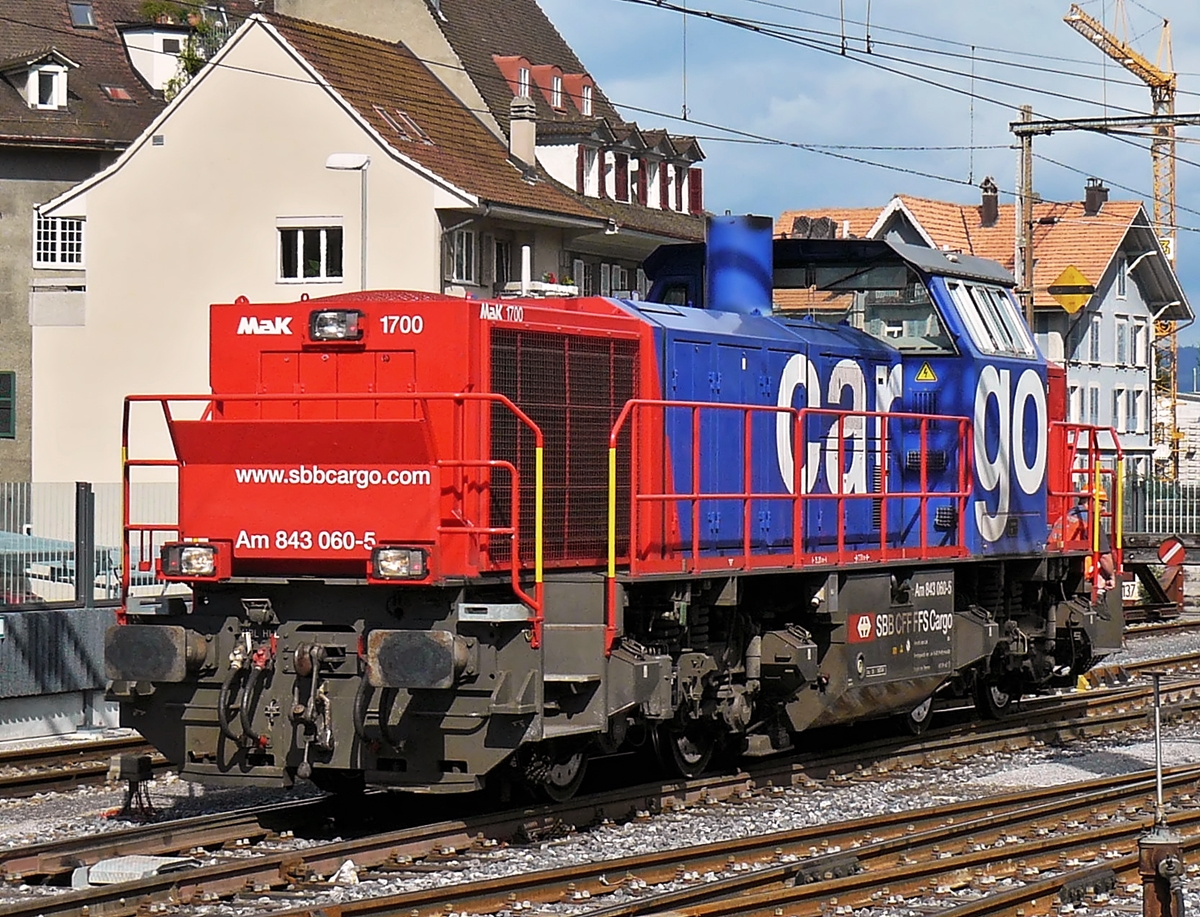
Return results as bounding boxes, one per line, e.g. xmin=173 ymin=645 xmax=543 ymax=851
xmin=1115 ymin=316 xmax=1128 ymax=365
xmin=1116 ymin=253 xmax=1127 ymax=299
xmin=494 ymin=240 xmax=512 ymax=287
xmin=279 ymin=226 xmax=343 ymax=281
xmin=68 ymin=2 xmax=95 ymax=27
xmin=0 ymin=373 xmax=14 ymax=440
xmin=34 ymin=216 xmax=84 ymax=266
xmin=600 ymin=263 xmax=612 ymax=297
xmin=101 ymin=85 xmax=134 ymax=102
xmin=1068 ymin=384 xmax=1081 ymax=424
xmin=451 ymin=229 xmax=475 ymax=283
xmin=162 ymin=37 xmax=181 ymax=54
xmin=1113 ymin=388 xmax=1126 ymax=434
xmin=38 ymin=71 xmax=57 ymax=107
xmin=518 ymin=67 xmax=530 ymax=98
xmin=1086 ymin=385 xmax=1099 ymax=425
xmin=581 ymin=84 xmax=593 ymax=116
xmin=1089 ymin=315 xmax=1101 ymax=363
xmin=551 ymin=74 xmax=564 ymax=109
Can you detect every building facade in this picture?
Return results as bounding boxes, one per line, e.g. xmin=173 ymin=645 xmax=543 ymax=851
xmin=30 ymin=15 xmax=702 ymax=484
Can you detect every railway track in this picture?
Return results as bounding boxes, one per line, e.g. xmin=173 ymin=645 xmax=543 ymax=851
xmin=3 ymin=653 xmax=1200 ymax=917
xmin=0 ymin=736 xmax=165 ymax=799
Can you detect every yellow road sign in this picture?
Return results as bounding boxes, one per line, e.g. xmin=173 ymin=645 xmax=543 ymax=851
xmin=1047 ymin=265 xmax=1095 ymax=314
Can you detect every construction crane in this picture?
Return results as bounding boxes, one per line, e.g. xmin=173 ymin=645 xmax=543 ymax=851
xmin=1064 ymin=2 xmax=1181 ymax=478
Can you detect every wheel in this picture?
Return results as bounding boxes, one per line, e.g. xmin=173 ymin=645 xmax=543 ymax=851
xmin=655 ymin=722 xmax=715 ymax=779
xmin=975 ymin=678 xmax=1015 ymax=719
xmin=539 ymin=748 xmax=588 ymax=802
xmin=904 ymin=696 xmax=934 ymax=735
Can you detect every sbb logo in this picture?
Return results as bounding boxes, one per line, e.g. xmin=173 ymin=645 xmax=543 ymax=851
xmin=849 ymin=613 xmax=875 ymax=643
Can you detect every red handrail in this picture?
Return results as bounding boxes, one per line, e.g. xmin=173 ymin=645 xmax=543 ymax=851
xmin=121 ymin=391 xmax=547 ymax=646
xmin=604 ymin=399 xmax=973 ymax=654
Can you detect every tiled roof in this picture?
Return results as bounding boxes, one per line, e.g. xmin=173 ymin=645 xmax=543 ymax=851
xmin=582 ymin=193 xmax=704 ymax=242
xmin=780 ymin=194 xmax=1146 ymax=308
xmin=775 ymin=206 xmax=878 ymax=239
xmin=0 ymin=0 xmax=163 ymax=148
xmin=914 ymin=197 xmax=1143 ymax=308
xmin=267 ymin=15 xmax=598 ymax=220
xmin=429 ymin=0 xmax=625 ymax=133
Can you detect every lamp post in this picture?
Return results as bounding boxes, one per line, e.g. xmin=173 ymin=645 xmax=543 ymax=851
xmin=324 ymin=153 xmax=370 ymax=291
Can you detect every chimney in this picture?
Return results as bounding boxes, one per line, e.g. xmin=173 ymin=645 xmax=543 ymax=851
xmin=509 ymin=96 xmax=537 ymax=170
xmin=1084 ymin=177 xmax=1108 ymax=216
xmin=979 ymin=176 xmax=998 ymax=228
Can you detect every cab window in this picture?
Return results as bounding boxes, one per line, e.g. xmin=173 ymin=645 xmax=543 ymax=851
xmin=946 ymin=281 xmax=1036 ymax=357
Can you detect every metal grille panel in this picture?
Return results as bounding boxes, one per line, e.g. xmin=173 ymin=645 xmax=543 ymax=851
xmin=491 ymin=330 xmax=638 ymax=564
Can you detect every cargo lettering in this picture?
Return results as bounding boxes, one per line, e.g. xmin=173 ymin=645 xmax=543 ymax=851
xmin=236 ymin=316 xmax=293 ymax=335
xmin=775 ymin=355 xmax=873 ymax=495
xmin=973 ymin=366 xmax=1047 ymax=543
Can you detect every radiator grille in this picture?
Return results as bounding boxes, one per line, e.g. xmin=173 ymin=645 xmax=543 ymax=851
xmin=491 ymin=330 xmax=638 ymax=564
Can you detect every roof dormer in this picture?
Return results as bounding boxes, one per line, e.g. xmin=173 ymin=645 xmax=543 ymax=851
xmin=493 ymin=55 xmax=534 ymax=99
xmin=562 ymin=74 xmax=595 ymax=116
xmin=529 ymin=64 xmax=565 ymax=110
xmin=0 ymin=48 xmax=79 ymax=111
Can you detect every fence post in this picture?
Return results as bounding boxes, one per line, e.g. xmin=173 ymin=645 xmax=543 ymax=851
xmin=74 ymin=482 xmax=94 ymax=609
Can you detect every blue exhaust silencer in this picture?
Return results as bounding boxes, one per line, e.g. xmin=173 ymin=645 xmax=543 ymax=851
xmin=705 ymin=214 xmax=774 ymax=316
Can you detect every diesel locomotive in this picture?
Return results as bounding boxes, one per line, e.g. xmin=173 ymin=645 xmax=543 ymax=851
xmin=106 ymin=216 xmax=1124 ymax=797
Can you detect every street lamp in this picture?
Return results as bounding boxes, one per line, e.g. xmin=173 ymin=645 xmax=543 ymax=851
xmin=324 ymin=153 xmax=371 ymax=291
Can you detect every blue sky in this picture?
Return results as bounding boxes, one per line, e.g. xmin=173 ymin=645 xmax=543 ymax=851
xmin=541 ymin=0 xmax=1200 ymax=341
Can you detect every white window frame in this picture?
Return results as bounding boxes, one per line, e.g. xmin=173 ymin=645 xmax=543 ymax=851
xmin=451 ymin=229 xmax=476 ymax=284
xmin=581 ymin=84 xmax=593 ymax=116
xmin=946 ymin=282 xmax=1036 ymax=358
xmin=1133 ymin=388 xmax=1147 ymax=434
xmin=277 ymin=224 xmax=344 ymax=283
xmin=551 ymin=74 xmax=564 ymax=109
xmin=1133 ymin=320 xmax=1148 ymax=368
xmin=517 ymin=67 xmax=530 ymax=99
xmin=30 ymin=65 xmax=67 ymax=110
xmin=1112 ymin=388 xmax=1126 ymax=434
xmin=33 ymin=215 xmax=85 ymax=267
xmin=1116 ymin=253 xmax=1127 ymax=299
xmin=1089 ymin=314 xmax=1101 ymax=363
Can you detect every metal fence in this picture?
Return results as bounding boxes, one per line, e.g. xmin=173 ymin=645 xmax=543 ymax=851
xmin=1123 ymin=474 xmax=1200 ymax=536
xmin=0 ymin=482 xmax=176 ymax=610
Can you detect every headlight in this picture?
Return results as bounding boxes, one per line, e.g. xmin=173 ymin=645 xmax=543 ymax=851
xmin=309 ymin=309 xmax=364 ymax=341
xmin=161 ymin=544 xmax=217 ymax=577
xmin=372 ymin=547 xmax=427 ymax=579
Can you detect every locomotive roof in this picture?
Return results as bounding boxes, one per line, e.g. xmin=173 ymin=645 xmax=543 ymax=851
xmin=643 ymin=237 xmax=1016 ymax=290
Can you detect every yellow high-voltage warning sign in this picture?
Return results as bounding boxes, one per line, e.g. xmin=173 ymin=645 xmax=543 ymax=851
xmin=915 ymin=363 xmax=938 ymax=383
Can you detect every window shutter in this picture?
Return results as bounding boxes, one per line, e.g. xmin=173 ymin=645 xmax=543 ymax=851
xmin=675 ymin=165 xmax=684 ymax=212
xmin=576 ymin=144 xmax=585 ymax=194
xmin=600 ymin=263 xmax=612 ymax=297
xmin=688 ymin=168 xmax=703 ymax=214
xmin=442 ymin=233 xmax=454 ymax=282
xmin=615 ymin=153 xmax=629 ymax=202
xmin=481 ymin=233 xmax=495 ymax=286
xmin=659 ymin=165 xmax=669 ymax=210
xmin=636 ymin=268 xmax=647 ymax=298
xmin=572 ymin=258 xmax=584 ymax=291
xmin=598 ymin=150 xmax=608 ymax=198
xmin=636 ymin=161 xmax=648 ymax=206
